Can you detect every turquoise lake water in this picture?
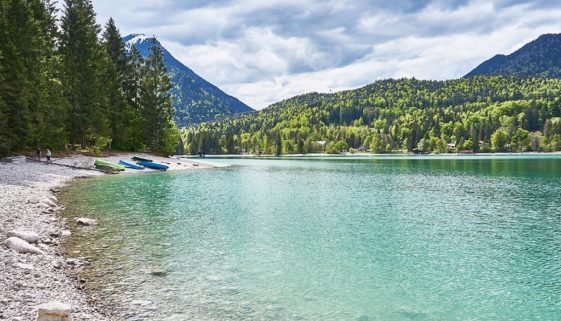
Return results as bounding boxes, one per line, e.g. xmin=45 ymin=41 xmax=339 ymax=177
xmin=62 ymin=155 xmax=561 ymax=320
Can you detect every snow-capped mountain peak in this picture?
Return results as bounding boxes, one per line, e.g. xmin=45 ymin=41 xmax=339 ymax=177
xmin=124 ymin=33 xmax=149 ymax=47
xmin=121 ymin=33 xmax=253 ymax=126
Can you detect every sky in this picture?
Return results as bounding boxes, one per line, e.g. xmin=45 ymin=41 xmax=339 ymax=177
xmin=86 ymin=0 xmax=561 ymax=109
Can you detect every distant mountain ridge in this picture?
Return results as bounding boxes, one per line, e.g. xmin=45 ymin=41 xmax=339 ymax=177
xmin=123 ymin=34 xmax=253 ymax=127
xmin=465 ymin=33 xmax=561 ymax=78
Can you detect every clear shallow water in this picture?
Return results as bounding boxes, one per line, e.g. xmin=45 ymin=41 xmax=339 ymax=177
xmin=62 ymin=155 xmax=561 ymax=321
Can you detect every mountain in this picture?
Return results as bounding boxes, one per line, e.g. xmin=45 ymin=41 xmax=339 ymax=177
xmin=123 ymin=34 xmax=253 ymax=127
xmin=465 ymin=33 xmax=561 ymax=78
xmin=183 ymin=76 xmax=561 ymax=154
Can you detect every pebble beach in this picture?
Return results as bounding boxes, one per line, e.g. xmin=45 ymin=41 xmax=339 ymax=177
xmin=0 ymin=153 xmax=223 ymax=320
xmin=0 ymin=160 xmax=107 ymax=320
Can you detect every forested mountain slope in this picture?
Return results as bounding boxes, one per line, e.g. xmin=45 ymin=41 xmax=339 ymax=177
xmin=465 ymin=33 xmax=561 ymax=78
xmin=183 ymin=76 xmax=561 ymax=154
xmin=124 ymin=34 xmax=253 ymax=127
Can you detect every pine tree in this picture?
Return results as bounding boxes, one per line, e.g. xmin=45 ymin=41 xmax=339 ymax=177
xmin=0 ymin=2 xmax=7 ymax=153
xmin=139 ymin=39 xmax=178 ymax=153
xmin=121 ymin=45 xmax=145 ymax=150
xmin=60 ymin=0 xmax=109 ymax=148
xmin=33 ymin=0 xmax=69 ymax=148
xmin=124 ymin=45 xmax=144 ymax=111
xmin=102 ymin=17 xmax=129 ymax=149
xmin=0 ymin=48 xmax=7 ymax=155
xmin=0 ymin=0 xmax=177 ymax=154
xmin=0 ymin=0 xmax=41 ymax=148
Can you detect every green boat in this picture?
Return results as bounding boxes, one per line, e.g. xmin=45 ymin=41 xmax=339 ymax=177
xmin=94 ymin=159 xmax=126 ymax=171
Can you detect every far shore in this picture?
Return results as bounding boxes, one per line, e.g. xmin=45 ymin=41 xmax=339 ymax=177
xmin=179 ymin=151 xmax=561 ymax=158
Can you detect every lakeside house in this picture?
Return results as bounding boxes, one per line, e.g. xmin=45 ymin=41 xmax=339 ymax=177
xmin=316 ymin=141 xmax=327 ymax=148
xmin=316 ymin=141 xmax=327 ymax=151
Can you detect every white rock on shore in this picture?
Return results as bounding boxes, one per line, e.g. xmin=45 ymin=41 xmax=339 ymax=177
xmin=4 ymin=237 xmax=45 ymax=255
xmin=36 ymin=301 xmax=71 ymax=321
xmin=7 ymin=230 xmax=40 ymax=243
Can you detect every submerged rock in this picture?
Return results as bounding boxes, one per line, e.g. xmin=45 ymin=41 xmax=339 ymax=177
xmin=7 ymin=230 xmax=40 ymax=243
xmin=4 ymin=237 xmax=45 ymax=255
xmin=148 ymin=269 xmax=168 ymax=277
xmin=36 ymin=301 xmax=71 ymax=321
xmin=75 ymin=218 xmax=97 ymax=226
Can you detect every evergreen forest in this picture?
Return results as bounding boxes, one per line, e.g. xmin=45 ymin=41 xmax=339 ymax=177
xmin=0 ymin=0 xmax=179 ymax=156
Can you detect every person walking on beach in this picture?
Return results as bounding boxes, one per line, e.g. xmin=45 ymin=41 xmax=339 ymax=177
xmin=46 ymin=148 xmax=52 ymax=162
xmin=36 ymin=144 xmax=41 ymax=161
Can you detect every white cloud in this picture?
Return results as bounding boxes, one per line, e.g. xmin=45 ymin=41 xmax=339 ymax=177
xmin=88 ymin=0 xmax=561 ymax=109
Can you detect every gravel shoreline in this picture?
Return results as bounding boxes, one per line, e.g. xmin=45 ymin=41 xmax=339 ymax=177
xmin=0 ymin=160 xmax=110 ymax=321
xmin=1 ymin=154 xmax=225 ymax=320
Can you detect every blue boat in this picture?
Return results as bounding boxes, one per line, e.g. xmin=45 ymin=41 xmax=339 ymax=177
xmin=139 ymin=161 xmax=169 ymax=171
xmin=119 ymin=160 xmax=144 ymax=170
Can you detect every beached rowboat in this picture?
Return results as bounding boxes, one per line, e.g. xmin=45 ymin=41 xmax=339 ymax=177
xmin=139 ymin=161 xmax=169 ymax=171
xmin=119 ymin=160 xmax=144 ymax=170
xmin=94 ymin=159 xmax=125 ymax=171
xmin=132 ymin=156 xmax=153 ymax=162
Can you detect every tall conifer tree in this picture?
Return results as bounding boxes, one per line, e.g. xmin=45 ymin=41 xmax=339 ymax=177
xmin=0 ymin=0 xmax=43 ymax=148
xmin=139 ymin=39 xmax=178 ymax=153
xmin=60 ymin=0 xmax=109 ymax=147
xmin=102 ymin=17 xmax=129 ymax=149
xmin=0 ymin=2 xmax=7 ymax=152
xmin=0 ymin=49 xmax=7 ymax=155
xmin=33 ymin=0 xmax=69 ymax=148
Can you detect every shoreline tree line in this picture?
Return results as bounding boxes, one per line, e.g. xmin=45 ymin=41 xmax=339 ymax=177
xmin=183 ymin=77 xmax=561 ymax=155
xmin=0 ymin=0 xmax=178 ymax=156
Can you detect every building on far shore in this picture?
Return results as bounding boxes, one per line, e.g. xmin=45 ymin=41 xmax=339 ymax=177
xmin=316 ymin=141 xmax=327 ymax=150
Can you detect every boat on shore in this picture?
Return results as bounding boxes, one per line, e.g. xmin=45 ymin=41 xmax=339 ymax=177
xmin=95 ymin=159 xmax=125 ymax=171
xmin=119 ymin=160 xmax=144 ymax=170
xmin=138 ymin=161 xmax=169 ymax=171
xmin=132 ymin=156 xmax=153 ymax=162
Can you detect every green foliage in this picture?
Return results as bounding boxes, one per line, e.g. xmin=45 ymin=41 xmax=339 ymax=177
xmin=0 ymin=0 xmax=177 ymax=154
xmin=326 ymin=141 xmax=349 ymax=154
xmin=102 ymin=17 xmax=132 ymax=150
xmin=183 ymin=77 xmax=561 ymax=154
xmin=87 ymin=134 xmax=112 ymax=155
xmin=60 ymin=0 xmax=111 ymax=146
xmin=139 ymin=40 xmax=179 ymax=154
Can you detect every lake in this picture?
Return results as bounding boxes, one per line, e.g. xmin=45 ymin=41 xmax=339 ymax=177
xmin=61 ymin=155 xmax=561 ymax=321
